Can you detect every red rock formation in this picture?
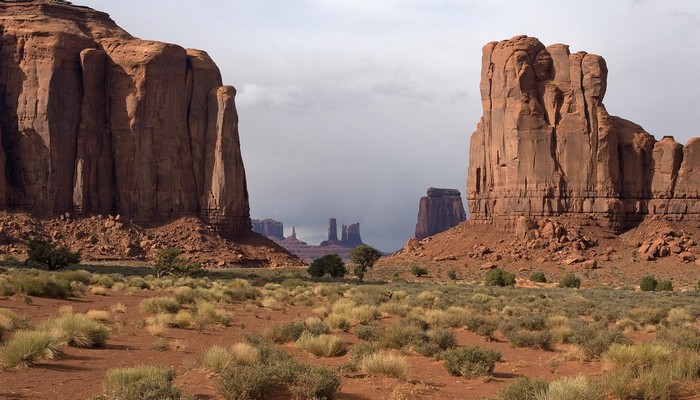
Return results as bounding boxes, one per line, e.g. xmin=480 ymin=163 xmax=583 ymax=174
xmin=0 ymin=0 xmax=250 ymax=235
xmin=252 ymin=219 xmax=284 ymax=240
xmin=341 ymin=223 xmax=363 ymax=247
xmin=467 ymin=36 xmax=700 ymax=230
xmin=415 ymin=188 xmax=467 ymax=240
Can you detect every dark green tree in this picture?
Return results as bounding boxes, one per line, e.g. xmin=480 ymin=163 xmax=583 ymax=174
xmin=349 ymin=245 xmax=382 ymax=282
xmin=308 ymin=254 xmax=347 ymax=278
xmin=484 ymin=268 xmax=515 ymax=287
xmin=27 ymin=239 xmax=81 ymax=271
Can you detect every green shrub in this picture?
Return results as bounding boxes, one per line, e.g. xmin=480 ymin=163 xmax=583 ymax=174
xmin=308 ymin=254 xmax=347 ymax=278
xmin=655 ymin=280 xmax=673 ymax=292
xmin=498 ymin=377 xmax=549 ymax=400
xmin=41 ymin=313 xmax=108 ymax=348
xmin=410 ymin=264 xmax=428 ymax=277
xmin=1 ymin=330 xmax=62 ymax=367
xmin=265 ymin=322 xmax=306 ymax=343
xmin=379 ymin=324 xmax=423 ymax=350
xmin=529 ymin=272 xmax=547 ymax=283
xmin=484 ymin=268 xmax=515 ymax=287
xmin=100 ymin=365 xmax=184 ymax=400
xmin=640 ymin=275 xmax=658 ymax=291
xmin=204 ymin=345 xmax=234 ymax=374
xmin=428 ymin=328 xmax=457 ymax=351
xmin=91 ymin=275 xmax=115 ymax=288
xmin=355 ymin=323 xmax=384 ymax=342
xmin=140 ymin=297 xmax=181 ymax=314
xmin=503 ymin=329 xmax=554 ymax=350
xmin=9 ymin=274 xmax=74 ymax=298
xmin=27 ymin=239 xmax=81 ymax=271
xmin=447 ymin=269 xmax=458 ymax=280
xmin=289 ymin=364 xmax=341 ymax=400
xmin=540 ymin=375 xmax=602 ymax=400
xmin=559 ymin=273 xmax=581 ymax=288
xmin=152 ymin=247 xmax=203 ymax=278
xmin=442 ymin=346 xmax=502 ymax=378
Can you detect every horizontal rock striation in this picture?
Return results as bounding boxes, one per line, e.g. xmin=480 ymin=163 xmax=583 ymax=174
xmin=415 ymin=188 xmax=466 ymax=240
xmin=0 ymin=1 xmax=250 ymax=235
xmin=467 ymin=35 xmax=700 ymax=231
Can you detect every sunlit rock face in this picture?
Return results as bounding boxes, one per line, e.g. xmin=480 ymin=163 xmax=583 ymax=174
xmin=467 ymin=35 xmax=700 ymax=230
xmin=0 ymin=0 xmax=250 ymax=235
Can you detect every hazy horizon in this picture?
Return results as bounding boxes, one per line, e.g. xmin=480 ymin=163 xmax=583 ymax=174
xmin=82 ymin=0 xmax=700 ymax=251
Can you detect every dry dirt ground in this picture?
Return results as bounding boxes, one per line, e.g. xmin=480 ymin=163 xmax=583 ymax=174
xmin=0 ymin=286 xmax=600 ymax=400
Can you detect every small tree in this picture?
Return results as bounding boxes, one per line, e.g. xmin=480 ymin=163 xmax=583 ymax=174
xmin=27 ymin=239 xmax=81 ymax=271
xmin=152 ymin=247 xmax=202 ymax=278
xmin=640 ymin=275 xmax=658 ymax=292
xmin=484 ymin=268 xmax=515 ymax=287
xmin=529 ymin=272 xmax=547 ymax=283
xmin=410 ymin=264 xmax=428 ymax=277
xmin=308 ymin=254 xmax=346 ymax=278
xmin=559 ymin=273 xmax=581 ymax=289
xmin=349 ymin=245 xmax=382 ymax=282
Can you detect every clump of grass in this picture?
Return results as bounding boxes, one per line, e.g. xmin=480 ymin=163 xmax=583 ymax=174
xmin=8 ymin=274 xmax=75 ymax=298
xmin=265 ymin=322 xmax=306 ymax=343
xmin=0 ymin=330 xmax=62 ymax=368
xmin=539 ymin=375 xmax=601 ymax=400
xmin=168 ymin=311 xmax=193 ymax=329
xmin=355 ymin=323 xmax=385 ymax=342
xmin=91 ymin=275 xmax=115 ymax=288
xmin=90 ymin=286 xmax=108 ymax=296
xmin=559 ymin=273 xmax=581 ymax=289
xmin=110 ymin=303 xmax=127 ymax=314
xmin=42 ymin=313 xmax=108 ymax=348
xmin=140 ymin=297 xmax=181 ymax=314
xmin=442 ymin=346 xmax=502 ymax=378
xmin=498 ymin=377 xmax=549 ymax=400
xmin=0 ymin=308 xmax=28 ymax=331
xmin=350 ymin=304 xmax=380 ymax=324
xmin=99 ymin=365 xmax=185 ymax=400
xmin=360 ymin=351 xmax=410 ymax=380
xmin=204 ymin=345 xmax=234 ymax=374
xmin=425 ymin=306 xmax=469 ymax=328
xmin=230 ymin=342 xmax=259 ymax=365
xmin=295 ymin=332 xmax=347 ymax=357
xmin=85 ymin=310 xmax=111 ymax=322
xmin=325 ymin=314 xmax=350 ymax=332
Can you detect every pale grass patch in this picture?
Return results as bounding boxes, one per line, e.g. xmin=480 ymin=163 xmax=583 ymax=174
xmin=360 ymin=351 xmax=410 ymax=380
xmin=90 ymin=286 xmax=108 ymax=296
xmin=295 ymin=332 xmax=347 ymax=357
xmin=350 ymin=305 xmax=380 ymax=324
xmin=230 ymin=342 xmax=259 ymax=365
xmin=260 ymin=297 xmax=280 ymax=309
xmin=667 ymin=308 xmax=692 ymax=325
xmin=331 ymin=299 xmax=355 ymax=316
xmin=58 ymin=305 xmax=74 ymax=315
xmin=110 ymin=303 xmax=127 ymax=314
xmin=85 ymin=310 xmax=111 ymax=322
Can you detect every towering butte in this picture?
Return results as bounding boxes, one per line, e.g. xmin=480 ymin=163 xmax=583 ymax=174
xmin=415 ymin=188 xmax=466 ymax=240
xmin=0 ymin=0 xmax=250 ymax=235
xmin=467 ymin=35 xmax=700 ymax=230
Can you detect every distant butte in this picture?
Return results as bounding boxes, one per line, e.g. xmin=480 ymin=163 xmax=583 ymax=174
xmin=415 ymin=188 xmax=466 ymax=240
xmin=467 ymin=35 xmax=700 ymax=230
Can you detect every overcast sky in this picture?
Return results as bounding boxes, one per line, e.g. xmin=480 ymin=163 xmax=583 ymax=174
xmin=82 ymin=0 xmax=700 ymax=251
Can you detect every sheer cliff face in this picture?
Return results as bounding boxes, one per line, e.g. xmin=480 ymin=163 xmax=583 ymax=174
xmin=0 ymin=1 xmax=250 ymax=235
xmin=467 ymin=35 xmax=700 ymax=229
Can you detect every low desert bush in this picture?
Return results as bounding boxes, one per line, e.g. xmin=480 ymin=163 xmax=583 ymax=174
xmin=9 ymin=274 xmax=74 ymax=298
xmin=498 ymin=377 xmax=549 ymax=400
xmin=484 ymin=268 xmax=515 ymax=287
xmin=0 ymin=330 xmax=62 ymax=367
xmin=410 ymin=264 xmax=428 ymax=277
xmin=295 ymin=332 xmax=347 ymax=357
xmin=204 ymin=346 xmax=235 ymax=374
xmin=42 ymin=313 xmax=108 ymax=348
xmin=265 ymin=322 xmax=306 ymax=343
xmin=657 ymin=325 xmax=700 ymax=351
xmin=640 ymin=275 xmax=658 ymax=292
xmin=91 ymin=274 xmax=115 ymax=288
xmin=350 ymin=304 xmax=380 ymax=324
xmin=0 ymin=308 xmax=28 ymax=331
xmin=529 ymin=272 xmax=547 ymax=283
xmin=98 ymin=365 xmax=185 ymax=400
xmin=355 ymin=323 xmax=384 ymax=342
xmin=27 ymin=239 xmax=80 ymax=271
xmin=627 ymin=307 xmax=667 ymax=325
xmin=360 ymin=351 xmax=410 ymax=380
xmin=503 ymin=328 xmax=554 ymax=350
xmin=655 ymin=280 xmax=673 ymax=292
xmin=559 ymin=273 xmax=581 ymax=289
xmin=442 ymin=346 xmax=502 ymax=378
xmin=85 ymin=310 xmax=111 ymax=322
xmin=140 ymin=297 xmax=181 ymax=314
xmin=379 ymin=323 xmax=423 ymax=350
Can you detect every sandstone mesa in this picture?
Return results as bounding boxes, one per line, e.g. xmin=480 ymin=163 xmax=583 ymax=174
xmin=467 ymin=35 xmax=700 ymax=231
xmin=0 ymin=0 xmax=250 ymax=236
